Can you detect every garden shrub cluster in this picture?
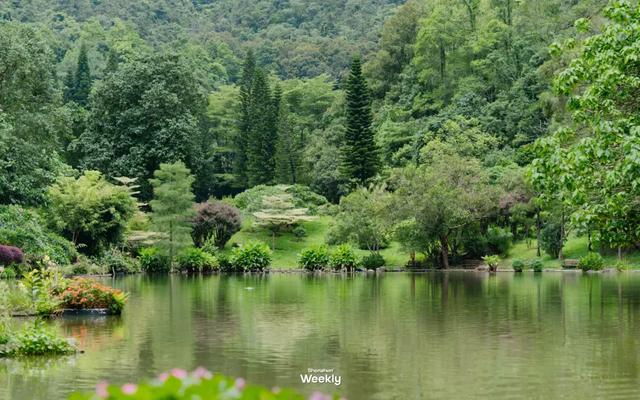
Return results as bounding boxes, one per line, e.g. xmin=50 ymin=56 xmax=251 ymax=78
xmin=0 ymin=321 xmax=75 ymax=357
xmin=361 ymin=252 xmax=385 ymax=270
xmin=578 ymin=253 xmax=605 ymax=272
xmin=329 ymin=244 xmax=358 ymax=271
xmin=176 ymin=247 xmax=219 ymax=273
xmin=482 ymin=255 xmax=500 ymax=272
xmin=138 ymin=247 xmax=171 ymax=273
xmin=0 ymin=245 xmax=23 ymax=266
xmin=512 ymin=259 xmax=525 ymax=272
xmin=0 ymin=205 xmax=77 ymax=265
xmin=100 ymin=249 xmax=140 ymax=274
xmin=298 ymin=245 xmax=330 ymax=271
xmin=230 ymin=241 xmax=271 ymax=272
xmin=56 ymin=278 xmax=128 ymax=314
xmin=69 ymin=368 xmax=337 ymax=400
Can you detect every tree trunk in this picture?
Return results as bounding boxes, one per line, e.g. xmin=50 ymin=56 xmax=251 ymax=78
xmin=536 ymin=209 xmax=541 ymax=257
xmin=558 ymin=210 xmax=565 ymax=260
xmin=440 ymin=236 xmax=449 ymax=269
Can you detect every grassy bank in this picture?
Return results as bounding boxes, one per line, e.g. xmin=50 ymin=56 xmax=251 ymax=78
xmin=223 ymin=216 xmax=409 ymax=269
xmin=501 ymin=236 xmax=640 ymax=269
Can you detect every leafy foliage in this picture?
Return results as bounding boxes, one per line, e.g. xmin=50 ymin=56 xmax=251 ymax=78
xmin=329 ymin=244 xmax=358 ymax=271
xmin=482 ymin=255 xmax=501 ymax=272
xmin=578 ymin=252 xmax=605 ymax=272
xmin=150 ymin=162 xmax=196 ymax=265
xmin=298 ymin=246 xmax=330 ymax=271
xmin=192 ymin=201 xmax=242 ymax=249
xmin=176 ymin=247 xmax=219 ymax=273
xmin=57 ymin=278 xmax=128 ymax=314
xmin=230 ymin=241 xmax=271 ymax=272
xmin=540 ymin=222 xmax=563 ymax=259
xmin=138 ymin=247 xmax=171 ymax=273
xmin=512 ymin=259 xmax=525 ymax=272
xmin=2 ymin=321 xmax=75 ymax=357
xmin=0 ymin=206 xmax=77 ymax=265
xmin=361 ymin=252 xmax=385 ymax=270
xmin=48 ymin=171 xmax=137 ymax=255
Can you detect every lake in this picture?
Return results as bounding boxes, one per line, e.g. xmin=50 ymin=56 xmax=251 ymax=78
xmin=2 ymin=271 xmax=640 ymax=400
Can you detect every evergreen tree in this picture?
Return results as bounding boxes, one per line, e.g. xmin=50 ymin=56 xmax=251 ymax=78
xmin=275 ymin=96 xmax=301 ymax=183
xmin=73 ymin=43 xmax=92 ymax=106
xmin=63 ymin=69 xmax=75 ymax=103
xmin=105 ymin=49 xmax=119 ymax=75
xmin=246 ymin=69 xmax=277 ymax=186
xmin=341 ymin=56 xmax=379 ymax=185
xmin=149 ymin=162 xmax=195 ymax=267
xmin=234 ymin=51 xmax=256 ymax=188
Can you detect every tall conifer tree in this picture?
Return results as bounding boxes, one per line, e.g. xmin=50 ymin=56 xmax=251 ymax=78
xmin=246 ymin=69 xmax=277 ymax=186
xmin=234 ymin=51 xmax=256 ymax=188
xmin=275 ymin=93 xmax=301 ymax=184
xmin=73 ymin=43 xmax=92 ymax=106
xmin=341 ymin=57 xmax=378 ymax=185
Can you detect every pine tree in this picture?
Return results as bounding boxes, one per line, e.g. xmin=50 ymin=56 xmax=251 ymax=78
xmin=73 ymin=43 xmax=92 ymax=106
xmin=105 ymin=49 xmax=119 ymax=75
xmin=275 ymin=96 xmax=301 ymax=183
xmin=63 ymin=69 xmax=75 ymax=103
xmin=246 ymin=69 xmax=277 ymax=186
xmin=341 ymin=56 xmax=378 ymax=185
xmin=149 ymin=162 xmax=196 ymax=267
xmin=234 ymin=51 xmax=256 ymax=188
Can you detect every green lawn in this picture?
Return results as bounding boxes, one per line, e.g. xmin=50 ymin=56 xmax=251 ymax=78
xmin=502 ymin=236 xmax=640 ymax=269
xmin=223 ymin=216 xmax=409 ymax=269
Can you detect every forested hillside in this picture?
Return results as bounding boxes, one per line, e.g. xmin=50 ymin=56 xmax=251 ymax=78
xmin=1 ymin=0 xmax=400 ymax=80
xmin=1 ymin=0 xmax=638 ymax=271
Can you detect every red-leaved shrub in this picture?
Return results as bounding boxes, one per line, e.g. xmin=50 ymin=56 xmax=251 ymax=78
xmin=57 ymin=278 xmax=127 ymax=314
xmin=0 ymin=245 xmax=24 ymax=266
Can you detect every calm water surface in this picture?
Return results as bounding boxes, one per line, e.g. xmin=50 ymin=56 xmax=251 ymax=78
xmin=2 ymin=272 xmax=640 ymax=399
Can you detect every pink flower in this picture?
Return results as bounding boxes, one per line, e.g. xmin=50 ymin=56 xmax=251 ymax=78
xmin=170 ymin=368 xmax=188 ymax=379
xmin=121 ymin=383 xmax=137 ymax=395
xmin=158 ymin=372 xmax=169 ymax=382
xmin=308 ymin=392 xmax=331 ymax=400
xmin=193 ymin=367 xmax=212 ymax=379
xmin=272 ymin=386 xmax=281 ymax=393
xmin=234 ymin=377 xmax=246 ymax=390
xmin=95 ymin=381 xmax=108 ymax=398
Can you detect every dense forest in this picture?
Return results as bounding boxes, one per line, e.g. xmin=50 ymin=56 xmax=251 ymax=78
xmin=1 ymin=0 xmax=638 ymax=270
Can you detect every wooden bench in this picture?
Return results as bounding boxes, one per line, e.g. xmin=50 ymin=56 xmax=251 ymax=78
xmin=562 ymin=259 xmax=579 ymax=269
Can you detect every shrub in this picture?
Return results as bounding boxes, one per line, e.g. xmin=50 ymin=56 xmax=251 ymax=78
xmin=361 ymin=252 xmax=385 ymax=270
xmin=512 ymin=259 xmax=525 ymax=272
xmin=578 ymin=252 xmax=605 ymax=272
xmin=0 ymin=244 xmax=23 ymax=266
xmin=234 ymin=184 xmax=328 ymax=213
xmin=540 ymin=222 xmax=563 ymax=258
xmin=101 ymin=249 xmax=139 ymax=274
xmin=70 ymin=368 xmax=334 ymax=400
xmin=139 ymin=247 xmax=171 ymax=273
xmin=482 ymin=255 xmax=500 ymax=272
xmin=230 ymin=242 xmax=271 ymax=272
xmin=67 ymin=256 xmax=106 ymax=276
xmin=192 ymin=201 xmax=242 ymax=249
xmin=292 ymin=226 xmax=307 ymax=241
xmin=176 ymin=247 xmax=219 ymax=273
xmin=0 ymin=266 xmax=17 ymax=279
xmin=216 ymin=253 xmax=233 ymax=272
xmin=7 ymin=321 xmax=74 ymax=356
xmin=615 ymin=261 xmax=631 ymax=272
xmin=486 ymin=226 xmax=513 ymax=256
xmin=0 ymin=205 xmax=77 ymax=265
xmin=530 ymin=258 xmax=544 ymax=272
xmin=329 ymin=244 xmax=357 ymax=271
xmin=298 ymin=246 xmax=330 ymax=271
xmin=47 ymin=171 xmax=137 ymax=255
xmin=57 ymin=278 xmax=128 ymax=314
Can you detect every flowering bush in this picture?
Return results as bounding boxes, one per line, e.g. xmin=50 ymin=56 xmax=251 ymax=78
xmin=57 ymin=278 xmax=127 ymax=314
xmin=69 ymin=368 xmax=340 ymax=400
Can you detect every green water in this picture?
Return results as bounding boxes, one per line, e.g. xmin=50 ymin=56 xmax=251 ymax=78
xmin=2 ymin=272 xmax=640 ymax=399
